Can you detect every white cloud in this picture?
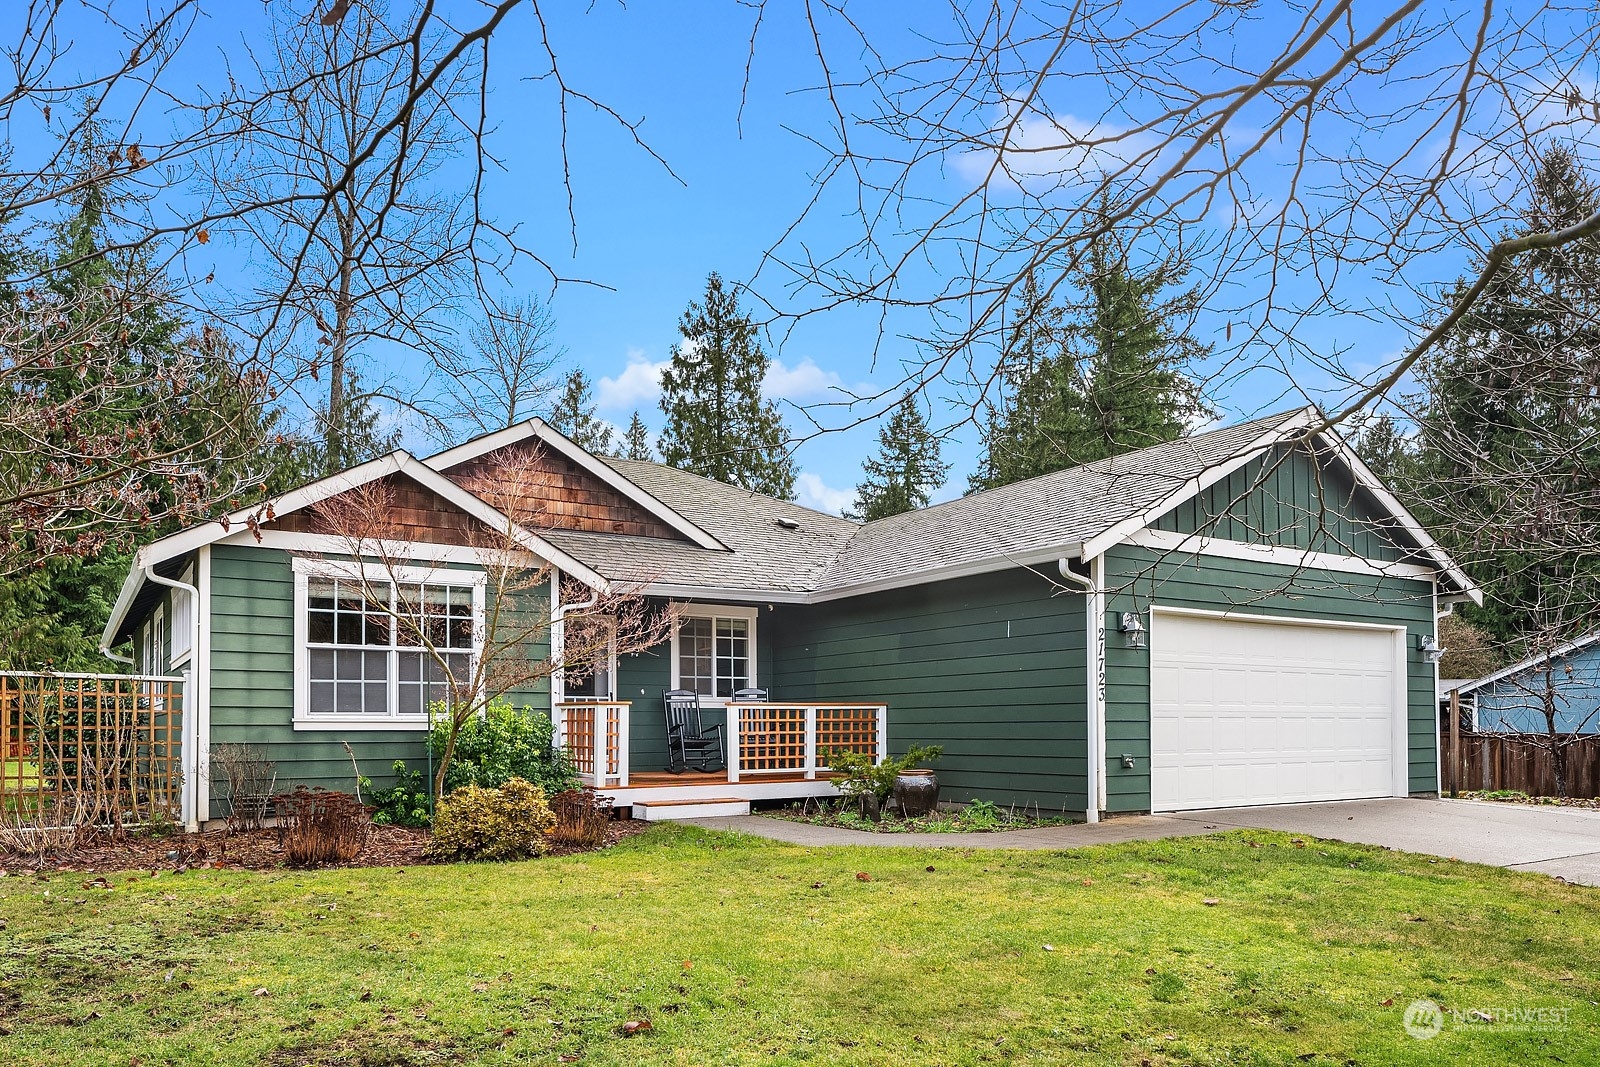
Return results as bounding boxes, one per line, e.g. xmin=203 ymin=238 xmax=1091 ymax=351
xmin=953 ymin=102 xmax=1165 ymax=191
xmin=764 ymin=357 xmax=843 ymax=401
xmin=796 ymin=471 xmax=854 ymax=516
xmin=596 ymin=349 xmax=668 ymax=411
xmin=599 ymin=349 xmax=845 ymax=411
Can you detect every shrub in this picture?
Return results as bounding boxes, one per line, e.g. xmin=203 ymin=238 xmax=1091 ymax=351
xmin=828 ymin=744 xmax=944 ymax=815
xmin=368 ymin=761 xmax=432 ymax=827
xmin=275 ymin=787 xmax=371 ymax=866
xmin=432 ymin=700 xmax=580 ymax=796
xmin=213 ymin=743 xmax=278 ymax=832
xmin=428 ymin=777 xmax=555 ymax=861
xmin=549 ymin=787 xmax=613 ymax=848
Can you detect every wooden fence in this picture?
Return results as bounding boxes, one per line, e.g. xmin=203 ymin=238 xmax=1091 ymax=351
xmin=0 ymin=671 xmax=185 ymax=827
xmin=1442 ymin=730 xmax=1600 ymax=798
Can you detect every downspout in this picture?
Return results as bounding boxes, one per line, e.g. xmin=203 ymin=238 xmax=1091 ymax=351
xmin=144 ymin=566 xmax=202 ymax=833
xmin=1058 ymin=557 xmax=1103 ymax=824
xmin=549 ymin=572 xmax=603 ymax=703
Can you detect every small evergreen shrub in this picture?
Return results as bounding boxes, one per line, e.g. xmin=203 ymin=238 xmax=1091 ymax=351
xmin=368 ymin=761 xmax=432 ymax=827
xmin=428 ymin=777 xmax=555 ymax=861
xmin=432 ymin=700 xmax=580 ymax=796
xmin=828 ymin=744 xmax=943 ymax=815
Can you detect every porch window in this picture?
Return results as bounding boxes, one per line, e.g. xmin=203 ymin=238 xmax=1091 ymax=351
xmin=293 ymin=559 xmax=484 ymax=728
xmin=671 ymin=606 xmax=756 ymax=700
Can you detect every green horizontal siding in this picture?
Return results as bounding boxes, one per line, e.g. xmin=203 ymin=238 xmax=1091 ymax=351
xmin=1101 ymin=543 xmax=1437 ymax=813
xmin=771 ymin=568 xmax=1088 ymax=811
xmin=206 ymin=545 xmax=552 ymax=811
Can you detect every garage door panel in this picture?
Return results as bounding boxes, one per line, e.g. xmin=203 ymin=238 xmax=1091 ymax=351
xmin=1151 ymin=611 xmax=1401 ymax=811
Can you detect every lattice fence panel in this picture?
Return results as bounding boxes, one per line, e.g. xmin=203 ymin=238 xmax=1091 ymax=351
xmin=738 ymin=704 xmax=807 ymax=772
xmin=0 ymin=672 xmax=184 ymax=828
xmin=816 ymin=705 xmax=879 ymax=768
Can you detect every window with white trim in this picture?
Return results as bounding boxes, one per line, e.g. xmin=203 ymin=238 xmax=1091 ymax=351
xmin=670 ymin=606 xmax=757 ymax=700
xmin=294 ymin=560 xmax=484 ymax=725
xmin=169 ymin=567 xmax=194 ymax=665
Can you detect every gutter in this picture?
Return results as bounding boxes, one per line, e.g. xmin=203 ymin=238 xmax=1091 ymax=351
xmin=1057 ymin=557 xmax=1103 ymax=824
xmin=550 ymin=574 xmax=603 ymax=704
xmin=142 ymin=565 xmax=203 ymax=833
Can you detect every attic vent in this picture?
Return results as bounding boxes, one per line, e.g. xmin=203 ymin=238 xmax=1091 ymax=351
xmin=775 ymin=517 xmax=801 ymax=531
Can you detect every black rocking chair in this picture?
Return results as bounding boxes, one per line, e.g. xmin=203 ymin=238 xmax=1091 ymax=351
xmin=663 ymin=689 xmax=725 ymax=773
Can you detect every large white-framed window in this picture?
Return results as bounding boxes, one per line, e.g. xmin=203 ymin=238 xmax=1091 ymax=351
xmin=292 ymin=558 xmax=486 ymax=730
xmin=669 ymin=604 xmax=758 ymax=703
xmin=142 ymin=604 xmax=167 ymax=675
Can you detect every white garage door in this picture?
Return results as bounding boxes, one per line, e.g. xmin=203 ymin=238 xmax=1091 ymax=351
xmin=1150 ymin=610 xmax=1403 ymax=811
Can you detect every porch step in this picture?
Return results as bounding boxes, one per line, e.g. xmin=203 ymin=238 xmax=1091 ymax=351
xmin=632 ymin=797 xmax=752 ymax=821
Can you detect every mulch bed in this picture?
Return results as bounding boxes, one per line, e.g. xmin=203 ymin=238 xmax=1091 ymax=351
xmin=0 ymin=819 xmax=652 ymax=875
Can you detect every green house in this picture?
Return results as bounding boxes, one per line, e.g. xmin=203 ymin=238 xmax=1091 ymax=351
xmin=102 ymin=407 xmax=1479 ymax=826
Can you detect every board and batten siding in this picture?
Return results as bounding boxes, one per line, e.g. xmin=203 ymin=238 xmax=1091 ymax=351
xmin=206 ymin=544 xmax=554 ymax=808
xmin=1153 ymin=444 xmax=1408 ymax=563
xmin=770 ymin=567 xmax=1088 ymax=810
xmin=1099 ymin=544 xmax=1437 ymax=813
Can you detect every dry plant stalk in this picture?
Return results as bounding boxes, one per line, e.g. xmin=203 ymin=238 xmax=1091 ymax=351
xmin=274 ymin=786 xmax=371 ymax=867
xmin=548 ymin=787 xmax=613 ymax=848
xmin=213 ymin=743 xmax=278 ymax=832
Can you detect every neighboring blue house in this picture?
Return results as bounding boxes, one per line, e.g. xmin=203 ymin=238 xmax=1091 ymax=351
xmin=1447 ymin=632 xmax=1600 ymax=734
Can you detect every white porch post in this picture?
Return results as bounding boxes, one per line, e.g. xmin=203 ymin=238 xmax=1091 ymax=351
xmin=875 ymin=704 xmax=888 ymax=765
xmin=592 ymin=708 xmax=606 ymax=789
xmin=615 ymin=703 xmax=630 ymax=788
xmin=726 ymin=704 xmax=741 ymax=783
xmin=803 ymin=706 xmax=818 ymax=779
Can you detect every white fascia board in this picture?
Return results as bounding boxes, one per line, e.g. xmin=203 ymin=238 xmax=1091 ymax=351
xmin=1312 ymin=430 xmax=1483 ymax=604
xmin=1079 ymin=406 xmax=1321 ymax=562
xmin=100 ymin=544 xmax=154 ymax=650
xmin=806 ymin=545 xmax=1082 ymax=603
xmin=1449 ymin=630 xmax=1600 ymax=696
xmin=641 ymin=583 xmax=813 ymax=605
xmin=421 ymin=417 xmax=726 ymax=552
xmin=137 ymin=451 xmax=413 ymax=572
xmin=1126 ymin=528 xmax=1440 ymax=581
xmin=228 ymin=529 xmax=539 ymax=567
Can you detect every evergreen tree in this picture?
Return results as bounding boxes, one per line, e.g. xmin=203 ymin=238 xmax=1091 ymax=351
xmin=847 ymin=392 xmax=950 ymax=521
xmin=547 ymin=368 xmax=615 ymax=454
xmin=1411 ymin=145 xmax=1600 ymax=648
xmin=1351 ymin=412 xmax=1413 ymax=490
xmin=970 ymin=234 xmax=1210 ymax=491
xmin=658 ymin=273 xmax=797 ymax=498
xmin=620 ymin=411 xmax=654 ymax=461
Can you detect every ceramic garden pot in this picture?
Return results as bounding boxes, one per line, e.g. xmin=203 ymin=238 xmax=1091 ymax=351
xmin=893 ymin=769 xmax=940 ymax=817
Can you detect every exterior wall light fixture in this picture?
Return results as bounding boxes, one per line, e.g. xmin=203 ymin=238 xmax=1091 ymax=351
xmin=1119 ymin=611 xmax=1147 ymax=649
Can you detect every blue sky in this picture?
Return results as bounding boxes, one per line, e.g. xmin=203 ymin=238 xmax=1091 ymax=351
xmin=41 ymin=2 xmax=1575 ymax=515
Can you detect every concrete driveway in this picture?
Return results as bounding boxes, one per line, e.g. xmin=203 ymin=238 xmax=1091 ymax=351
xmin=1171 ymin=797 xmax=1600 ymax=886
xmin=691 ymin=797 xmax=1600 ymax=886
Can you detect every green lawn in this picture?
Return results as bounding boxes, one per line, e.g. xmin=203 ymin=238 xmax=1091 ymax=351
xmin=1 ymin=826 xmax=1595 ymax=1066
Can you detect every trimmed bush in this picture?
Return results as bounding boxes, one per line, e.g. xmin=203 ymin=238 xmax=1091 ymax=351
xmin=428 ymin=777 xmax=555 ymax=861
xmin=275 ymin=787 xmax=370 ymax=866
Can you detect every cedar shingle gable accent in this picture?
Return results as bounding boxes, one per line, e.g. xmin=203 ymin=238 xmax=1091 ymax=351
xmin=442 ymin=445 xmax=684 ymax=540
xmin=273 ymin=472 xmax=489 ymax=544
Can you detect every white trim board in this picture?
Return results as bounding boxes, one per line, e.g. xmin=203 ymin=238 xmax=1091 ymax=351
xmin=1125 ymin=528 xmax=1439 ymax=581
xmin=290 ymin=557 xmax=488 ymax=731
xmin=1447 ymin=629 xmax=1600 ymax=697
xmin=102 ymin=450 xmax=607 ymax=647
xmin=421 ymin=418 xmax=725 ymax=551
xmin=668 ymin=602 xmax=760 ymax=705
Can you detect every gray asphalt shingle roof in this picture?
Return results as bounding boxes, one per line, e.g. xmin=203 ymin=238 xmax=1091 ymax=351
xmin=538 ymin=410 xmax=1305 ymax=598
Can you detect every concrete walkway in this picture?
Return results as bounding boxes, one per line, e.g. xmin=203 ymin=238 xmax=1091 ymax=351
xmin=687 ymin=797 xmax=1600 ymax=886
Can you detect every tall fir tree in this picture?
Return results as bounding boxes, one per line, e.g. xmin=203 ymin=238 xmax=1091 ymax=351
xmin=657 ymin=273 xmax=796 ymax=498
xmin=847 ymin=393 xmax=950 ymax=521
xmin=620 ymin=411 xmax=654 ymax=461
xmin=970 ymin=234 xmax=1210 ymax=491
xmin=548 ymin=368 xmax=616 ymax=454
xmin=1410 ymin=145 xmax=1600 ymax=648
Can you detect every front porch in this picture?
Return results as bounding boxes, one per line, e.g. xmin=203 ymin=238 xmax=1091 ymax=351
xmin=553 ymin=700 xmax=885 ymax=816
